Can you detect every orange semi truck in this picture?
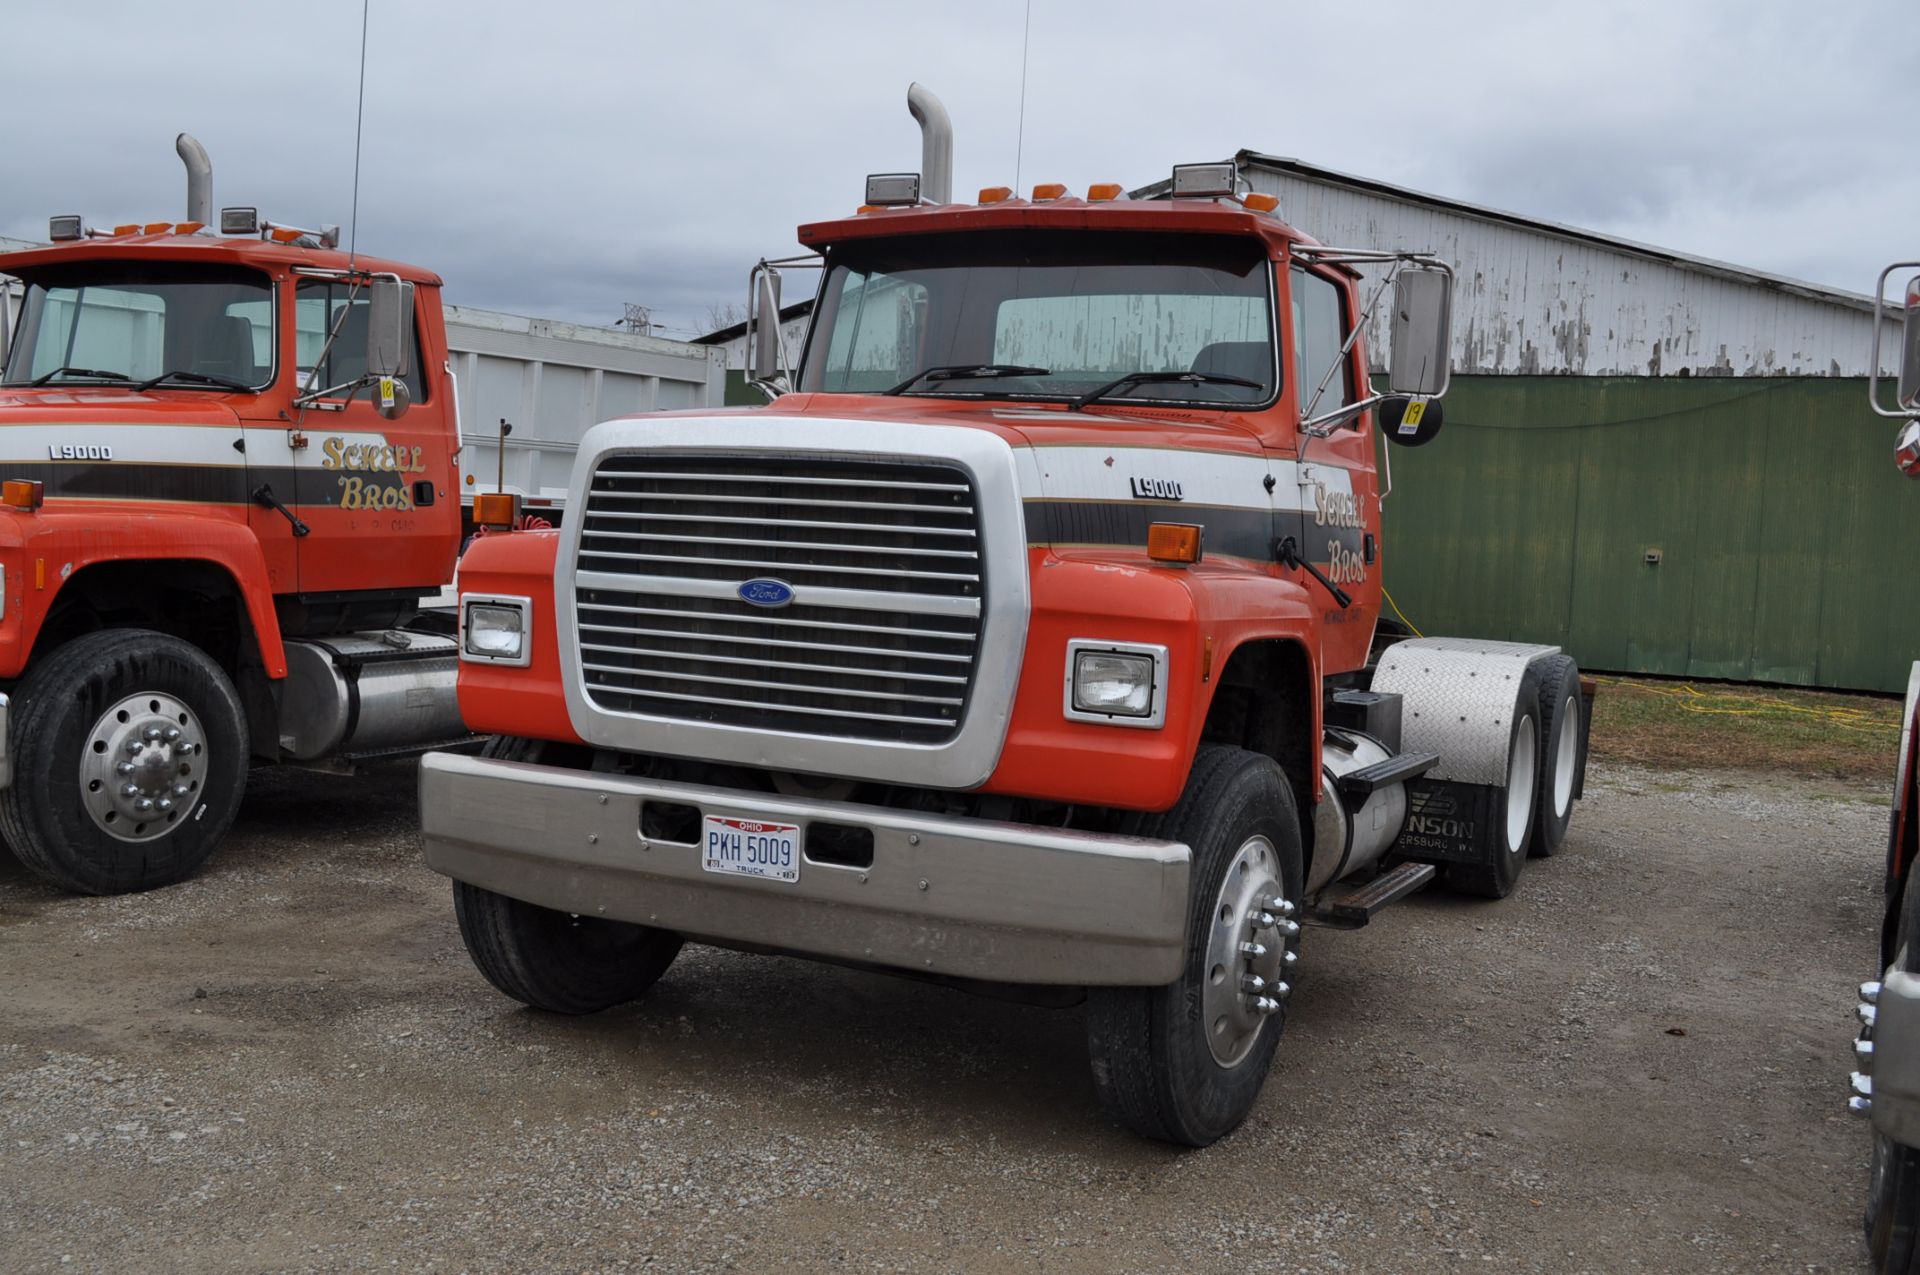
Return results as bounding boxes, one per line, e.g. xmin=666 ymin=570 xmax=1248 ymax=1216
xmin=421 ymin=88 xmax=1595 ymax=1144
xmin=0 ymin=135 xmax=528 ymax=894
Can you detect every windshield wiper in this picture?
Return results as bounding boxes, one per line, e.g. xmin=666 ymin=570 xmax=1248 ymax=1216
xmin=885 ymin=364 xmax=1052 ymax=396
xmin=1069 ymin=370 xmax=1266 ymax=411
xmin=27 ymin=366 xmax=135 ymax=387
xmin=133 ymin=369 xmax=254 ymax=393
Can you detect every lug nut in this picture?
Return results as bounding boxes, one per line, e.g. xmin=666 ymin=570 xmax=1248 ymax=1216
xmin=1250 ymin=911 xmax=1277 ymax=929
xmin=120 ymin=783 xmax=140 ymax=797
xmin=172 ymin=783 xmax=190 ymax=797
xmin=162 ymin=726 xmax=181 ymax=742
xmin=142 ymin=726 xmax=163 ymax=742
xmin=1858 ymin=1039 xmax=1877 ymax=1065
xmin=1272 ymin=980 xmax=1292 ymax=999
xmin=126 ymin=740 xmax=145 ymax=755
xmin=1253 ymin=996 xmax=1282 ymax=1016
xmin=1862 ymin=1003 xmax=1880 ymax=1027
xmin=133 ymin=797 xmax=154 ymax=813
xmin=1852 ymin=1095 xmax=1875 ymax=1116
xmin=155 ymin=797 xmax=173 ymax=812
xmin=1854 ymin=1072 xmax=1875 ymax=1099
xmin=1283 ymin=949 xmax=1298 ymax=966
xmin=1275 ymin=919 xmax=1302 ymax=938
xmin=1241 ymin=974 xmax=1267 ymax=994
xmin=1864 ymin=981 xmax=1885 ymax=1004
xmin=1265 ymin=896 xmax=1296 ymax=918
xmin=115 ymin=761 xmax=135 ymax=776
xmin=1239 ymin=941 xmax=1267 ymax=959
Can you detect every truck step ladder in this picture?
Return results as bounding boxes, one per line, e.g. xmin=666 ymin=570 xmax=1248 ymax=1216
xmin=1333 ymin=750 xmax=1438 ymax=803
xmin=1311 ymin=861 xmax=1437 ymax=928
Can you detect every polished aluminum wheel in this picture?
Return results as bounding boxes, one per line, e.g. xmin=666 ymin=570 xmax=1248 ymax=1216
xmin=1504 ymin=715 xmax=1539 ymax=854
xmin=80 ymin=692 xmax=205 ymax=842
xmin=1202 ymin=834 xmax=1296 ymax=1068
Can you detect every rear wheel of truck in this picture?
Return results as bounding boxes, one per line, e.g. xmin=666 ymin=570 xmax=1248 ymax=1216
xmin=0 ymin=628 xmax=248 ymax=895
xmin=1440 ymin=664 xmax=1543 ymax=899
xmin=452 ymin=735 xmax=683 ymax=1015
xmin=1869 ymin=873 xmax=1920 ymax=1273
xmin=1528 ymin=655 xmax=1582 ymax=858
xmin=1085 ymin=744 xmax=1304 ymax=1147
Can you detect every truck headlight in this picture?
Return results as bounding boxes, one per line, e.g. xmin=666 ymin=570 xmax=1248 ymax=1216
xmin=460 ymin=594 xmax=532 ymax=667
xmin=1064 ymin=640 xmax=1168 ymax=729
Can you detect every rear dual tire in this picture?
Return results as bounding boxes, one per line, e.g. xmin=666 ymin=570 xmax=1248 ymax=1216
xmin=1440 ymin=663 xmax=1543 ymax=899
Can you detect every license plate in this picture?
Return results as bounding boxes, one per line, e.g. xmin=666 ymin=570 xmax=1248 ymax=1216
xmin=701 ymin=814 xmax=802 ymax=883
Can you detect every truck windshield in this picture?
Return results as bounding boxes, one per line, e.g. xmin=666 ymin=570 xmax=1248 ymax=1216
xmin=1 ymin=263 xmax=273 ymax=391
xmin=798 ymin=230 xmax=1276 ymax=408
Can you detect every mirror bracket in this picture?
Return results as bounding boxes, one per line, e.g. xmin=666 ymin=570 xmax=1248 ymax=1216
xmin=744 ymin=255 xmax=823 ymax=402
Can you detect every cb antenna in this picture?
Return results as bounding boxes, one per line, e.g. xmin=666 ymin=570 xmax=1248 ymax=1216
xmin=346 ymin=0 xmax=370 ymax=270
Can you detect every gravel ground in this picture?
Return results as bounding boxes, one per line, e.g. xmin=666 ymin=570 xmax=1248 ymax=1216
xmin=0 ymin=759 xmax=1888 ymax=1272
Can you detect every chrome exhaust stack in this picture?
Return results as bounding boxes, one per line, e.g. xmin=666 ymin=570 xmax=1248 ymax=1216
xmin=176 ymin=132 xmax=212 ymax=225
xmin=907 ymin=83 xmax=952 ymax=205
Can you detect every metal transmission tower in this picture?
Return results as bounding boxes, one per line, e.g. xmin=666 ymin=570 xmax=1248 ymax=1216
xmin=618 ymin=303 xmax=652 ymax=337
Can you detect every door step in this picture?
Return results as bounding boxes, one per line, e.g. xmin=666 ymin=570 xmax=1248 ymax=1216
xmin=1334 ymin=749 xmax=1438 ymax=803
xmin=1311 ymin=861 xmax=1437 ymax=928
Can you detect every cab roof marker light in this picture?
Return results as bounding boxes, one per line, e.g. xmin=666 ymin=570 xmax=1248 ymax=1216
xmin=48 ymin=216 xmax=84 ymax=242
xmin=1242 ymin=192 xmax=1279 ymax=213
xmin=1031 ymin=182 xmax=1068 ymax=201
xmin=219 ymin=206 xmax=260 ymax=236
xmin=1087 ymin=183 xmax=1124 ymax=202
xmin=978 ymin=186 xmax=1013 ymax=204
xmin=142 ymin=223 xmax=172 ymax=236
xmin=112 ymin=224 xmax=140 ymax=237
xmin=1170 ymin=162 xmax=1239 ymax=199
xmin=864 ymin=172 xmax=922 ymax=206
xmin=174 ymin=221 xmax=205 ymax=235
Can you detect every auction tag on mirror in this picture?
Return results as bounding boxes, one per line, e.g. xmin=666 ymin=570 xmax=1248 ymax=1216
xmin=1399 ymin=397 xmax=1427 ymax=433
xmin=379 ymin=376 xmax=395 ymax=410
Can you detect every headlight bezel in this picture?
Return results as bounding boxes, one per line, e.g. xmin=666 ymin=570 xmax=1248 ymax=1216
xmin=1063 ymin=639 xmax=1169 ymax=729
xmin=460 ymin=593 xmax=532 ymax=667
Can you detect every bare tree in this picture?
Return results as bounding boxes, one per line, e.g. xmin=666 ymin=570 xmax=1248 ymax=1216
xmin=703 ymin=300 xmax=747 ymax=335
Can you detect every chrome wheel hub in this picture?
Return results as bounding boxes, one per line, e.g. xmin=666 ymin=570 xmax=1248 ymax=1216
xmin=1202 ymin=834 xmax=1299 ymax=1068
xmin=80 ymin=692 xmax=205 ymax=842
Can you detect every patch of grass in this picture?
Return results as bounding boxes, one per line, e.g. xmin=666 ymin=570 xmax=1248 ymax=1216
xmin=1587 ymin=675 xmax=1903 ymax=783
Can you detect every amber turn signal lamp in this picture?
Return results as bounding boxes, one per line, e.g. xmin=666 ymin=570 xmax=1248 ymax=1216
xmin=978 ymin=186 xmax=1013 ymax=204
xmin=856 ymin=205 xmax=883 ymax=214
xmin=1087 ymin=183 xmax=1124 ymax=202
xmin=472 ymin=492 xmax=521 ymax=530
xmin=113 ymin=224 xmax=140 ymax=237
xmin=1147 ymin=522 xmax=1202 ymax=564
xmin=2 ymin=480 xmax=45 ymax=512
xmin=1243 ymin=193 xmax=1279 ymax=213
xmin=175 ymin=221 xmax=204 ymax=235
xmin=1031 ymin=182 xmax=1068 ymax=201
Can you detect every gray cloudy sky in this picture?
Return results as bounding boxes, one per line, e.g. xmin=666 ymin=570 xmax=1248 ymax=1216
xmin=5 ymin=0 xmax=1915 ymax=339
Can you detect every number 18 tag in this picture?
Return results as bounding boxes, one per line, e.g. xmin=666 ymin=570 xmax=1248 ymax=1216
xmin=378 ymin=376 xmax=396 ymax=411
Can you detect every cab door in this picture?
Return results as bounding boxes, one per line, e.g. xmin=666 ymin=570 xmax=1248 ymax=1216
xmin=286 ymin=279 xmax=451 ymax=596
xmin=1288 ymin=264 xmax=1381 ymax=676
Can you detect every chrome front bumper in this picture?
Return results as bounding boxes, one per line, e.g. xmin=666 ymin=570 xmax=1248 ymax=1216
xmin=418 ymin=751 xmax=1192 ymax=986
xmin=1861 ymin=969 xmax=1920 ymax=1145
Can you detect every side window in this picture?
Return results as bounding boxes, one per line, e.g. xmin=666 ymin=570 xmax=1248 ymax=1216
xmin=1290 ymin=267 xmax=1352 ymax=416
xmin=818 ymin=273 xmax=927 ymax=392
xmin=294 ymin=281 xmax=425 ymax=402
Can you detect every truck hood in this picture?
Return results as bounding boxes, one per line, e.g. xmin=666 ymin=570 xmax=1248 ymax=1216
xmin=0 ymin=386 xmax=243 ymax=428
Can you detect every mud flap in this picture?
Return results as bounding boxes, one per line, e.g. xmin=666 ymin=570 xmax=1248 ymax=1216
xmin=1394 ymin=778 xmax=1504 ymax=868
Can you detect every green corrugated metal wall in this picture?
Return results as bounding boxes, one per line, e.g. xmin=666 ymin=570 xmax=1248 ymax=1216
xmin=1379 ymin=376 xmax=1915 ymax=693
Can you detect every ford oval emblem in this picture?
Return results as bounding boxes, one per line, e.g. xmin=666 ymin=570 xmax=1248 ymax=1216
xmin=737 ymin=577 xmax=795 ymax=608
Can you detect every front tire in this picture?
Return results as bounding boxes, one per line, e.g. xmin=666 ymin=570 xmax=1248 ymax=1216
xmin=1086 ymin=745 xmax=1305 ymax=1146
xmin=451 ymin=735 xmax=682 ymax=1015
xmin=0 ymin=628 xmax=247 ymax=894
xmin=1869 ymin=872 xmax=1920 ymax=1271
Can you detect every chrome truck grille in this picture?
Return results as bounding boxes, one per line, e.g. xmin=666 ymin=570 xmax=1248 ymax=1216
xmin=571 ymin=454 xmax=985 ymax=745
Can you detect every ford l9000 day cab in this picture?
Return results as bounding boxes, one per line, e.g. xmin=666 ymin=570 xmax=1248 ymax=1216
xmin=420 ymin=87 xmax=1595 ymax=1145
xmin=0 ymin=135 xmax=573 ymax=895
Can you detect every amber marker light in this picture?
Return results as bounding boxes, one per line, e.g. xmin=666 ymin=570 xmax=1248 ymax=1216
xmin=2 ymin=480 xmax=45 ymax=513
xmin=1147 ymin=522 xmax=1202 ymax=565
xmin=472 ymin=492 xmax=521 ymax=530
xmin=978 ymin=186 xmax=1013 ymax=204
xmin=1031 ymin=182 xmax=1068 ymax=201
xmin=1242 ymin=193 xmax=1279 ymax=213
xmin=1087 ymin=183 xmax=1124 ymax=201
